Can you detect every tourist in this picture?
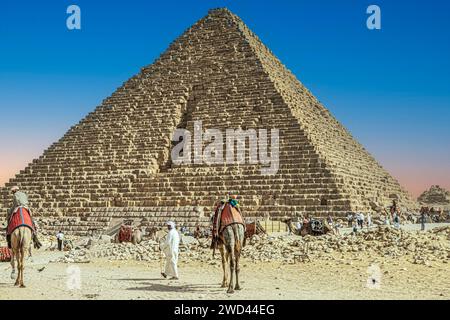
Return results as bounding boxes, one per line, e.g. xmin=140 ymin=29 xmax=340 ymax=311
xmin=353 ymin=213 xmax=359 ymax=227
xmin=295 ymin=218 xmax=302 ymax=232
xmin=56 ymin=230 xmax=64 ymax=251
xmin=384 ymin=210 xmax=391 ymax=225
xmin=327 ymin=215 xmax=333 ymax=225
xmin=194 ymin=225 xmax=201 ymax=238
xmin=303 ymin=215 xmax=309 ymax=225
xmin=367 ymin=212 xmax=372 ymax=229
xmin=420 ymin=210 xmax=426 ymax=231
xmin=352 ymin=221 xmax=358 ymax=235
xmin=358 ymin=213 xmax=365 ymax=229
xmin=393 ymin=212 xmax=400 ymax=229
xmin=347 ymin=213 xmax=353 ymax=228
xmin=284 ymin=217 xmax=293 ymax=235
xmin=161 ymin=221 xmax=180 ymax=280
xmin=390 ymin=200 xmax=398 ymax=215
xmin=333 ymin=221 xmax=340 ymax=235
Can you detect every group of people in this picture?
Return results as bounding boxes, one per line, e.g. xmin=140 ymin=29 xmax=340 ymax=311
xmin=346 ymin=212 xmax=373 ymax=230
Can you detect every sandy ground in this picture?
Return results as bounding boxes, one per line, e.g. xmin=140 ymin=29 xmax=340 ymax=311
xmin=1 ymin=249 xmax=449 ymax=300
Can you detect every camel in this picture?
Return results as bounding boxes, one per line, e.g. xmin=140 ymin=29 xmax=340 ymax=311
xmin=10 ymin=242 xmax=33 ymax=280
xmin=10 ymin=226 xmax=32 ymax=287
xmin=131 ymin=228 xmax=143 ymax=244
xmin=285 ymin=218 xmax=333 ymax=236
xmin=217 ymin=223 xmax=245 ymax=294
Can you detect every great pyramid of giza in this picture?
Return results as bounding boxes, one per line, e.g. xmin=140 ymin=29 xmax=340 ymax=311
xmin=1 ymin=8 xmax=418 ymax=234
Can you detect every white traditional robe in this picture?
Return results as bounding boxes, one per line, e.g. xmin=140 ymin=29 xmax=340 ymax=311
xmin=161 ymin=228 xmax=180 ymax=278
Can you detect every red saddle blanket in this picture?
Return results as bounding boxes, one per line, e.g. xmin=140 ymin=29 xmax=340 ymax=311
xmin=212 ymin=202 xmax=245 ymax=236
xmin=0 ymin=247 xmax=12 ymax=262
xmin=118 ymin=225 xmax=133 ymax=243
xmin=7 ymin=207 xmax=34 ymax=235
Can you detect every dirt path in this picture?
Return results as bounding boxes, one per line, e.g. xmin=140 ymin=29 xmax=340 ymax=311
xmin=1 ymin=251 xmax=448 ymax=300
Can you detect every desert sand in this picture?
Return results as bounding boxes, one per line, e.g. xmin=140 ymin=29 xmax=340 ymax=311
xmin=1 ymin=249 xmax=448 ymax=300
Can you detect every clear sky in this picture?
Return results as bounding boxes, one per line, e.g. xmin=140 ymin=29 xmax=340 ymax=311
xmin=0 ymin=0 xmax=449 ymax=198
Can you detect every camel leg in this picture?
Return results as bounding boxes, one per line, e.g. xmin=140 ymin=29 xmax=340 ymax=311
xmin=219 ymin=245 xmax=228 ymax=288
xmin=234 ymin=247 xmax=241 ymax=291
xmin=10 ymin=253 xmax=16 ymax=280
xmin=20 ymin=244 xmax=26 ymax=287
xmin=14 ymin=248 xmax=20 ymax=286
xmin=227 ymin=244 xmax=235 ymax=294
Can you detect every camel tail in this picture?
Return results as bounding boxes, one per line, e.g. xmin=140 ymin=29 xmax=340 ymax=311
xmin=19 ymin=228 xmax=24 ymax=251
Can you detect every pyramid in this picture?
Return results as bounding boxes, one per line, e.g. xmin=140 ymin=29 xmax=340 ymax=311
xmin=1 ymin=8 xmax=417 ymax=234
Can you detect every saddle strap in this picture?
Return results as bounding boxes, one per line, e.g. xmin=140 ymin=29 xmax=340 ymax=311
xmin=214 ymin=203 xmax=226 ymax=237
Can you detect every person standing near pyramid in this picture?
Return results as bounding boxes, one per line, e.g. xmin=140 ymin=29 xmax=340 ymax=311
xmin=160 ymin=221 xmax=180 ymax=280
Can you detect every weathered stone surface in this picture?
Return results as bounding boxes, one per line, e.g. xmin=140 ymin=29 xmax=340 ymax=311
xmin=1 ymin=8 xmax=418 ymax=234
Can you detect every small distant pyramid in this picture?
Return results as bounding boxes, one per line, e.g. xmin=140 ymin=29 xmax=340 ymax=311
xmin=418 ymin=185 xmax=450 ymax=208
xmin=1 ymin=8 xmax=417 ymax=234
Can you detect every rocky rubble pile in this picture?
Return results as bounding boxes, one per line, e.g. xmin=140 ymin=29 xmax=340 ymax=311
xmin=55 ymin=237 xmax=161 ymax=263
xmin=54 ymin=226 xmax=450 ymax=265
xmin=241 ymin=226 xmax=449 ymax=265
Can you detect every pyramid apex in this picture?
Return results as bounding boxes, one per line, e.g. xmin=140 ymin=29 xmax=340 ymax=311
xmin=207 ymin=7 xmax=233 ymax=16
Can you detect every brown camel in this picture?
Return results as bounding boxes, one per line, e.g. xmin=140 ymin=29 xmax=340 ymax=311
xmin=218 ymin=223 xmax=245 ymax=294
xmin=10 ymin=241 xmax=33 ymax=280
xmin=11 ymin=226 xmax=32 ymax=287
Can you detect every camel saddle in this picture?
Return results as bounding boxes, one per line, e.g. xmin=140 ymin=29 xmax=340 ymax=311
xmin=118 ymin=225 xmax=133 ymax=243
xmin=212 ymin=201 xmax=245 ymax=238
xmin=7 ymin=207 xmax=34 ymax=235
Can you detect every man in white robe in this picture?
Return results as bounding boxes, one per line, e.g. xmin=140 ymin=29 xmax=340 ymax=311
xmin=160 ymin=221 xmax=180 ymax=280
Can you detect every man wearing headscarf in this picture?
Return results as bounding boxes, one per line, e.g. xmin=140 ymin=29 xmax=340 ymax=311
xmin=7 ymin=186 xmax=29 ymax=220
xmin=160 ymin=221 xmax=180 ymax=280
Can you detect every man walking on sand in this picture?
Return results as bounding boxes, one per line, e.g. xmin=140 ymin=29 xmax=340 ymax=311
xmin=160 ymin=221 xmax=180 ymax=280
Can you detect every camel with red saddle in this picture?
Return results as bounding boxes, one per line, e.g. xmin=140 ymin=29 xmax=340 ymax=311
xmin=211 ymin=195 xmax=246 ymax=294
xmin=7 ymin=207 xmax=34 ymax=287
xmin=6 ymin=187 xmax=41 ymax=287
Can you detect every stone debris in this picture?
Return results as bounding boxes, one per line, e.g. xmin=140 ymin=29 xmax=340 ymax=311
xmin=54 ymin=226 xmax=450 ymax=266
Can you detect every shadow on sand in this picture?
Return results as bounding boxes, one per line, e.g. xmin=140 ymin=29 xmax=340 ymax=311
xmin=110 ymin=276 xmax=223 ymax=293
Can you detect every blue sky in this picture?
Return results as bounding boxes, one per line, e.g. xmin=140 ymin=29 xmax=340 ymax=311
xmin=0 ymin=0 xmax=449 ymax=196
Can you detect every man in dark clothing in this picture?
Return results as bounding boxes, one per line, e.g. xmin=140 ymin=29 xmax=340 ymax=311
xmin=420 ymin=209 xmax=427 ymax=231
xmin=56 ymin=231 xmax=64 ymax=251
